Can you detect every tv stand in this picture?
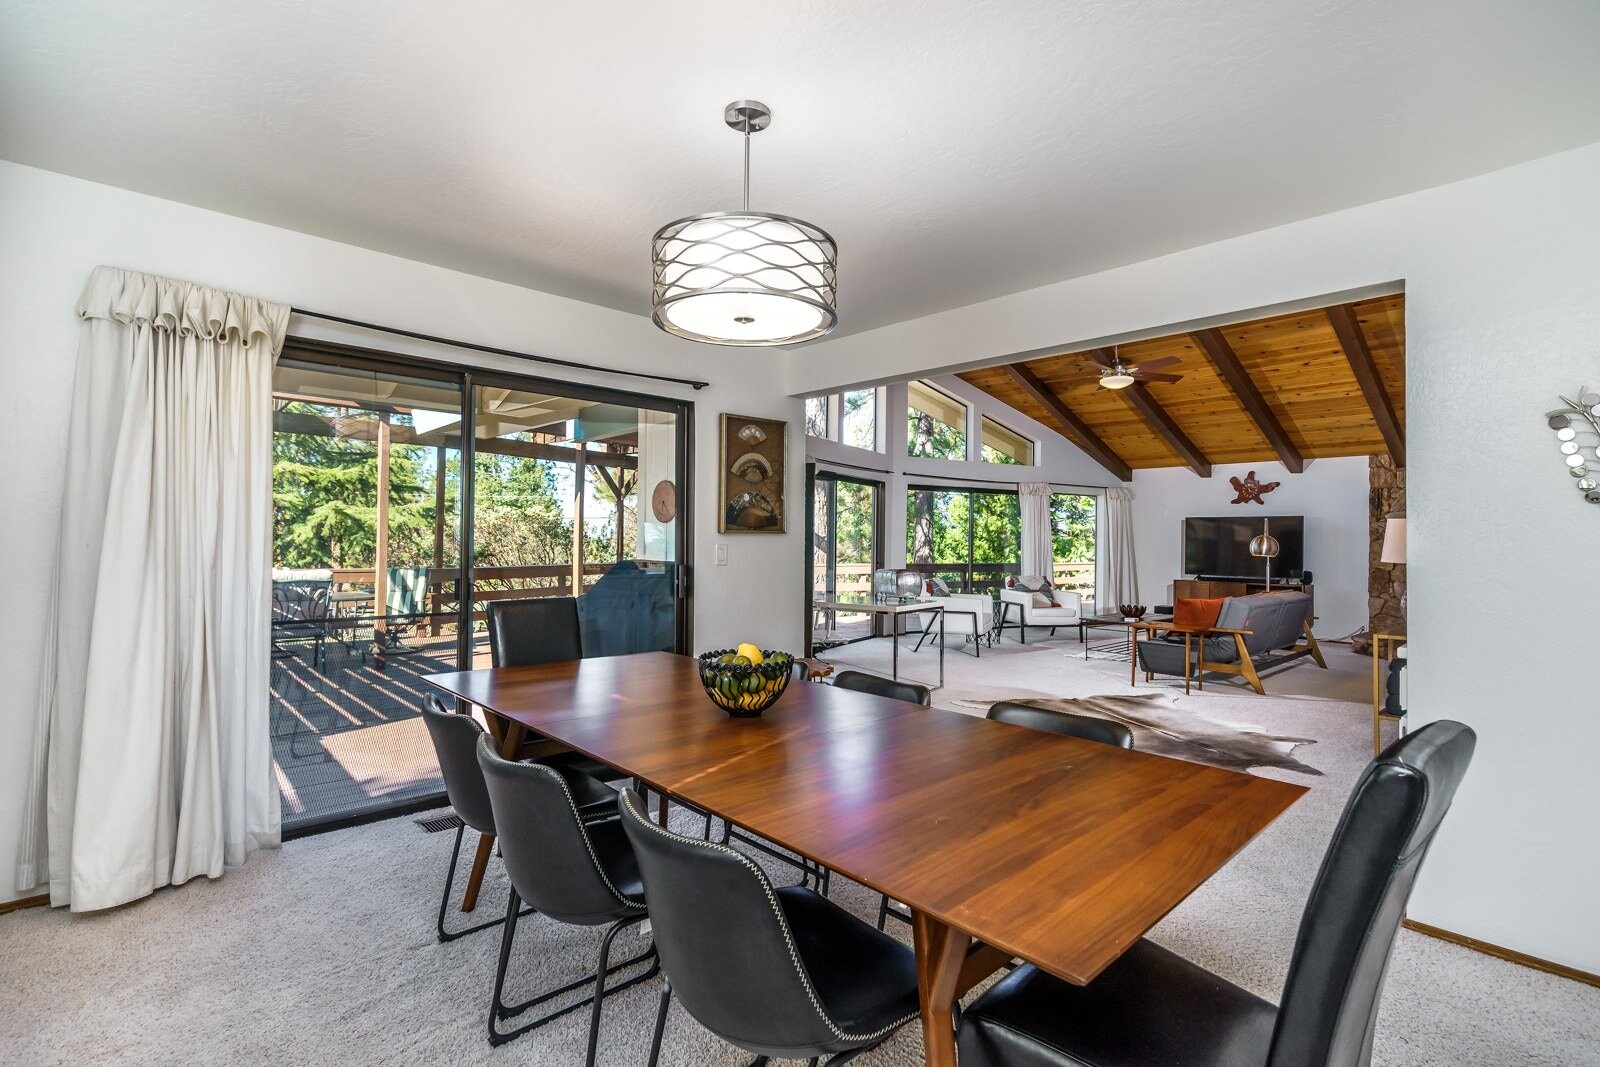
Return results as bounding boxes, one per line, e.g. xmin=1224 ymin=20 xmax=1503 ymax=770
xmin=1173 ymin=577 xmax=1314 ymax=615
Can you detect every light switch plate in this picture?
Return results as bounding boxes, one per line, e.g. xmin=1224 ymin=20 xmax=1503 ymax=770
xmin=716 ymin=543 xmax=729 ymax=566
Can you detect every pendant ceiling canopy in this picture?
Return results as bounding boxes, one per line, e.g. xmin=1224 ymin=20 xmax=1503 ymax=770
xmin=651 ymin=101 xmax=838 ymax=347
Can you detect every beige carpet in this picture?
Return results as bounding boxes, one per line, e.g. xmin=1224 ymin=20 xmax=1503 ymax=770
xmin=3 ymin=638 xmax=1599 ymax=1064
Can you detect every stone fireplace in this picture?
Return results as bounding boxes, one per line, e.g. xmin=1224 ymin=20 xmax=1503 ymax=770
xmin=1360 ymin=453 xmax=1406 ymax=653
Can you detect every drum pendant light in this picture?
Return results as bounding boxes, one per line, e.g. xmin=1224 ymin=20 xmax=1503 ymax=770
xmin=651 ymin=101 xmax=838 ymax=346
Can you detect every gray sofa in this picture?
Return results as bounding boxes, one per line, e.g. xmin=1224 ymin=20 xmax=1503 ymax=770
xmin=1137 ymin=589 xmax=1325 ymax=694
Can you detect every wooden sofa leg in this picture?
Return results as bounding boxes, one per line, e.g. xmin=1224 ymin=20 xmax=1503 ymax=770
xmin=1303 ymin=621 xmax=1328 ymax=668
xmin=1235 ymin=635 xmax=1266 ymax=695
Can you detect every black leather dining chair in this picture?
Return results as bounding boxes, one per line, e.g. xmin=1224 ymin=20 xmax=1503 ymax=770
xmin=474 ymin=736 xmax=660 ymax=1060
xmin=832 ymin=669 xmax=933 ymax=706
xmin=420 ymin=694 xmax=618 ymax=942
xmin=618 ymin=790 xmax=921 ymax=1067
xmin=985 ymin=701 xmax=1134 ymax=749
xmin=485 ymin=595 xmax=583 ymax=667
xmin=484 ymin=596 xmax=628 ymax=783
xmin=956 ymin=719 xmax=1477 ymax=1067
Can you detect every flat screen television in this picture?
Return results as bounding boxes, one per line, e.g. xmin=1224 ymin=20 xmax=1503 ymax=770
xmin=1183 ymin=515 xmax=1305 ymax=582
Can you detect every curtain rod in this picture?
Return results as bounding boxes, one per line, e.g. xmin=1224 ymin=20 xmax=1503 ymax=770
xmin=290 ymin=307 xmax=711 ymax=391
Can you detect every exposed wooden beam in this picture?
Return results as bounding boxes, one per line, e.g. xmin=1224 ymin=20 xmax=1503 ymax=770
xmin=1326 ymin=303 xmax=1405 ymax=466
xmin=1090 ymin=349 xmax=1211 ymax=477
xmin=1000 ymin=364 xmax=1132 ymax=481
xmin=1191 ymin=328 xmax=1305 ymax=473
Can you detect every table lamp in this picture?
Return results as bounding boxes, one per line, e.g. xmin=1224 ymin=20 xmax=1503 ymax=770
xmin=1381 ymin=517 xmax=1406 ymax=618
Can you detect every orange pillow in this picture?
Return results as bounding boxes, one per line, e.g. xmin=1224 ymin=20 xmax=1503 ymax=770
xmin=1172 ymin=597 xmax=1226 ymax=629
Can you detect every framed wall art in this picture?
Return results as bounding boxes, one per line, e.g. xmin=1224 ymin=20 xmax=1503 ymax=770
xmin=719 ymin=413 xmax=787 ymax=532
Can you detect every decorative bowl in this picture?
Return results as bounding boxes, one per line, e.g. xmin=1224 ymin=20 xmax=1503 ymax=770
xmin=697 ymin=649 xmax=795 ymax=717
xmin=1118 ymin=603 xmax=1147 ymax=620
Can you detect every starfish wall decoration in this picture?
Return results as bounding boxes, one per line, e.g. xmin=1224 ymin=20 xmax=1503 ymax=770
xmin=1229 ymin=470 xmax=1280 ymax=505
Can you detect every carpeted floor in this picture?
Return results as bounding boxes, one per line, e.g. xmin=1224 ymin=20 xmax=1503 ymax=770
xmin=4 ymin=636 xmax=1598 ymax=1065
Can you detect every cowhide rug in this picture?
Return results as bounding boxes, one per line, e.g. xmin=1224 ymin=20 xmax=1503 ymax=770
xmin=952 ymin=693 xmax=1321 ymax=776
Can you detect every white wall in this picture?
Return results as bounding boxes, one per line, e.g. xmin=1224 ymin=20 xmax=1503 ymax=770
xmin=0 ymin=161 xmax=804 ymax=903
xmin=1129 ymin=458 xmax=1369 ymax=638
xmin=805 ymin=373 xmax=1126 ymax=572
xmin=787 ymin=142 xmax=1600 ymax=974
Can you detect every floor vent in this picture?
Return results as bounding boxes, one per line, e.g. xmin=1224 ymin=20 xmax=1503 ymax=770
xmin=415 ymin=812 xmax=464 ymax=834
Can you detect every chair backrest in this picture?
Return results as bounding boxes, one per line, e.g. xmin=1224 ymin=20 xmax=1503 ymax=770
xmin=1266 ymin=720 xmax=1476 ymax=1067
xmin=419 ymin=694 xmax=496 ymax=836
xmin=617 ymin=790 xmax=843 ymax=1052
xmin=485 ymin=596 xmax=582 ymax=667
xmin=273 ymin=579 xmax=330 ymax=622
xmin=985 ymin=702 xmax=1133 ymax=748
xmin=833 ymin=670 xmax=932 ymax=706
xmin=475 ymin=735 xmax=639 ymax=923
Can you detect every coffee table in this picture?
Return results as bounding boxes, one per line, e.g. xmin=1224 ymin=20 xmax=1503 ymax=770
xmin=1078 ymin=612 xmax=1171 ymax=662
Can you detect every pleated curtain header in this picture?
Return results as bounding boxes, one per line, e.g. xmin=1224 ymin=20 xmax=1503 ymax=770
xmin=77 ymin=265 xmax=290 ymax=351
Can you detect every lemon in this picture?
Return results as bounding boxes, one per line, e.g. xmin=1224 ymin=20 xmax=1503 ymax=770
xmin=735 ymin=643 xmax=764 ymax=665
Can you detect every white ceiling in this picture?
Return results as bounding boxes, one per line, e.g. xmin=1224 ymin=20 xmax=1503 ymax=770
xmin=4 ymin=1 xmax=1599 ymax=338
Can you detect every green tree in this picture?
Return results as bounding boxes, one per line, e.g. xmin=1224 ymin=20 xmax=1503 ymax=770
xmin=271 ymin=403 xmax=435 ymax=568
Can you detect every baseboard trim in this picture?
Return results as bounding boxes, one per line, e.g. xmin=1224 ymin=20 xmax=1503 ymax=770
xmin=1402 ymin=919 xmax=1600 ymax=988
xmin=0 ymin=893 xmax=48 ymax=916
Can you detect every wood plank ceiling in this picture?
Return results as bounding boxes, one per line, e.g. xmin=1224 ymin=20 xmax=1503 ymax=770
xmin=957 ymin=295 xmax=1405 ymax=477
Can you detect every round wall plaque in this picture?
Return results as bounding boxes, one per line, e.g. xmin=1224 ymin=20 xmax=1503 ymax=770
xmin=651 ymin=479 xmax=677 ymax=522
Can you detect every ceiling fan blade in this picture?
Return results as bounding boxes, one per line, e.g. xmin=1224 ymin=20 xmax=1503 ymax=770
xmin=1134 ymin=371 xmax=1185 ymax=384
xmin=1087 ymin=348 xmax=1119 ymax=369
xmin=1131 ymin=355 xmax=1182 ymax=372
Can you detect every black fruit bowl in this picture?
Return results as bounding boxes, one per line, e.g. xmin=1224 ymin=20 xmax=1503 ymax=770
xmin=697 ymin=649 xmax=794 ymax=717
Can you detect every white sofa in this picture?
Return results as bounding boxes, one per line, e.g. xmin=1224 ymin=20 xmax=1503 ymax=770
xmin=910 ymin=593 xmax=994 ymax=656
xmin=998 ymin=587 xmax=1082 ymax=642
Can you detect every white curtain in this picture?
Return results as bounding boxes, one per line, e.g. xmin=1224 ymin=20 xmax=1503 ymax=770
xmin=1018 ymin=482 xmax=1053 ymax=579
xmin=18 ymin=266 xmax=288 ymax=910
xmin=1102 ymin=486 xmax=1140 ymax=607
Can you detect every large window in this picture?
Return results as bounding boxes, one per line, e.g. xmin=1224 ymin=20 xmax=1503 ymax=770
xmin=981 ymin=415 xmax=1034 ymax=465
xmin=907 ymin=380 xmax=967 ymax=460
xmin=1051 ymin=493 xmax=1097 ymax=611
xmin=905 ymin=486 xmax=1020 ymax=596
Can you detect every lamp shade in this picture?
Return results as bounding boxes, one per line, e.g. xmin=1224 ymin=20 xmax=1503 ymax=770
xmin=651 ymin=212 xmax=838 ymax=346
xmin=1248 ymin=532 xmax=1280 ymax=558
xmin=1381 ymin=517 xmax=1407 ymax=565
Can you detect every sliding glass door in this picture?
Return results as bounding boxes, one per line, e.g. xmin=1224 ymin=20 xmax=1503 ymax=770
xmin=467 ymin=382 xmax=683 ymax=665
xmin=270 ymin=358 xmax=466 ymax=831
xmin=807 ymin=470 xmax=883 ymax=649
xmin=270 ymin=345 xmax=689 ymax=834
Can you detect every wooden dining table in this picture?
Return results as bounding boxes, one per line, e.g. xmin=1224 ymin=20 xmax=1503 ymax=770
xmin=424 ymin=651 xmax=1305 ymax=1066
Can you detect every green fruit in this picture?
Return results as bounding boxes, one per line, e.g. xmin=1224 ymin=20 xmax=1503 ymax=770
xmin=732 ymin=655 xmax=752 ymax=667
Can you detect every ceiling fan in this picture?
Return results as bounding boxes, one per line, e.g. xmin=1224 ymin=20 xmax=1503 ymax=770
xmin=1091 ymin=347 xmax=1183 ymax=390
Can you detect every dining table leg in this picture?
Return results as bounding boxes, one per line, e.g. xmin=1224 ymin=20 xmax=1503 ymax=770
xmin=460 ymin=714 xmax=529 ymax=913
xmin=911 ymin=909 xmax=969 ymax=1067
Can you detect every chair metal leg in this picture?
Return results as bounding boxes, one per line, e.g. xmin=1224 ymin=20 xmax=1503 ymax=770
xmin=438 ymin=825 xmax=517 ymax=942
xmin=585 ymin=913 xmax=654 ymax=1067
xmin=647 ymin=978 xmax=672 ymax=1067
xmin=487 ymin=898 xmax=659 ymax=1047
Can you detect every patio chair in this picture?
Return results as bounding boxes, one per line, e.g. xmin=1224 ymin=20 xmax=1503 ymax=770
xmin=271 ymin=578 xmax=332 ymax=669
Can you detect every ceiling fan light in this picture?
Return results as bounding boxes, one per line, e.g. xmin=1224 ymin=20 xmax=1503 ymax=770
xmin=1100 ymin=370 xmax=1135 ymax=390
